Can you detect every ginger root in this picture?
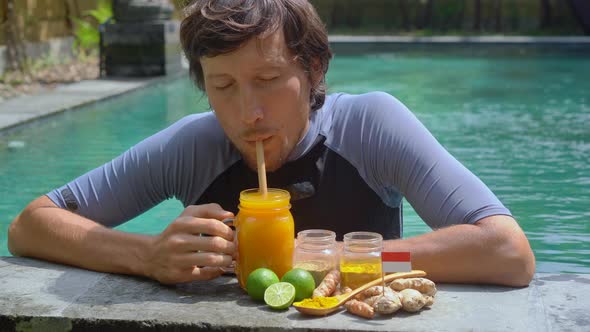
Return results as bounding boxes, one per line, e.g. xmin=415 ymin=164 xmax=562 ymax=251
xmin=389 ymin=277 xmax=437 ymax=296
xmin=313 ymin=269 xmax=340 ymax=298
xmin=363 ymin=292 xmax=402 ymax=315
xmin=345 ymin=277 xmax=437 ymax=317
xmin=373 ymin=294 xmax=403 ymax=314
xmin=344 ymin=299 xmax=375 ymax=319
xmin=399 ymin=288 xmax=428 ymax=312
xmin=424 ymin=295 xmax=435 ymax=307
xmin=356 ymin=285 xmax=396 ymax=301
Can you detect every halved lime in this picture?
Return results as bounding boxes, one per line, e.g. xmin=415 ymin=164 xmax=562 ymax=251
xmin=264 ymin=282 xmax=296 ymax=310
xmin=246 ymin=268 xmax=279 ymax=301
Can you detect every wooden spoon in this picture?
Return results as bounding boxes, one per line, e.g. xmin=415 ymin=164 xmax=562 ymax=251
xmin=293 ymin=270 xmax=426 ymax=316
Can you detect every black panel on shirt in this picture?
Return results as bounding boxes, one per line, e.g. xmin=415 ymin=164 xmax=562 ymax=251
xmin=195 ymin=136 xmax=402 ymax=240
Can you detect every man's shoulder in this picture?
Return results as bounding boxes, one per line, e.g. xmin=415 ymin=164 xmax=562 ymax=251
xmin=333 ymin=91 xmax=401 ymax=112
xmin=165 ymin=112 xmax=226 ymax=143
xmin=325 ymin=91 xmax=409 ymax=130
xmin=172 ymin=112 xmax=220 ymax=132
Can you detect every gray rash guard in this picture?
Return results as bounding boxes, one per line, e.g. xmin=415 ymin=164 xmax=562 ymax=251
xmin=47 ymin=92 xmax=511 ymax=240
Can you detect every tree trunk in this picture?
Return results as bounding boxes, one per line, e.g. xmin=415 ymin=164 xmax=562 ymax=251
xmin=399 ymin=0 xmax=410 ymax=31
xmin=566 ymin=0 xmax=590 ymax=34
xmin=494 ymin=0 xmax=503 ymax=32
xmin=3 ymin=0 xmax=29 ymax=73
xmin=422 ymin=0 xmax=434 ymax=30
xmin=473 ymin=0 xmax=482 ymax=31
xmin=540 ymin=0 xmax=552 ymax=29
xmin=458 ymin=0 xmax=466 ymax=32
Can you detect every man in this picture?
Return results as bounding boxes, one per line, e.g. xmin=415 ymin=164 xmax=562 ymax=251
xmin=8 ymin=0 xmax=535 ymax=286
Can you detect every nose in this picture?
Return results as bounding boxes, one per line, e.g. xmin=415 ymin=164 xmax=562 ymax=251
xmin=239 ymin=85 xmax=263 ymax=125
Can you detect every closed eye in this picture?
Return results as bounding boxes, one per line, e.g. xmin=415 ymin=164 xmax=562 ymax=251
xmin=215 ymin=82 xmax=233 ymax=90
xmin=258 ymin=76 xmax=279 ymax=82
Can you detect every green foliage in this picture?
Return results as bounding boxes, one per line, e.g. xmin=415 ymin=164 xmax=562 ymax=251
xmin=72 ymin=0 xmax=113 ymax=55
xmin=87 ymin=0 xmax=114 ymax=24
xmin=72 ymin=17 xmax=100 ymax=51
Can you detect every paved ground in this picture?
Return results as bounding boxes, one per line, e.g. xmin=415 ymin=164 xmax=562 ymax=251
xmin=1 ymin=256 xmax=589 ymax=331
xmin=0 ymin=73 xmax=184 ymax=134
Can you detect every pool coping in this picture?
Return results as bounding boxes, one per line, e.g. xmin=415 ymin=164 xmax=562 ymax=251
xmin=0 ymin=71 xmax=188 ymax=135
xmin=329 ymin=35 xmax=590 ymax=44
xmin=1 ymin=256 xmax=589 ymax=331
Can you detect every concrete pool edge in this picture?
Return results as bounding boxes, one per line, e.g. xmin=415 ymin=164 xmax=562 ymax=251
xmin=0 ymin=71 xmax=188 ymax=135
xmin=329 ymin=35 xmax=590 ymax=44
xmin=1 ymin=256 xmax=589 ymax=331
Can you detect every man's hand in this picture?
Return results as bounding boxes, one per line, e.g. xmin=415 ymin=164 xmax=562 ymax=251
xmin=143 ymin=203 xmax=235 ymax=285
xmin=383 ymin=215 xmax=535 ymax=287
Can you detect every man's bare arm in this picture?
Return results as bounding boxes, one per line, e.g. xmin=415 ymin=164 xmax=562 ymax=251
xmin=383 ymin=215 xmax=535 ymax=287
xmin=8 ymin=195 xmax=235 ymax=284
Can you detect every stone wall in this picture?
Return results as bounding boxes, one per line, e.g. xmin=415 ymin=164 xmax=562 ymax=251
xmin=0 ymin=0 xmax=101 ymax=44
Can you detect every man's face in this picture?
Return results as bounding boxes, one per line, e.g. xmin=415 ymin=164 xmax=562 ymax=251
xmin=201 ymin=30 xmax=313 ymax=172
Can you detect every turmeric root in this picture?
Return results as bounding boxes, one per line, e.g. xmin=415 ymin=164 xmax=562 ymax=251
xmin=389 ymin=277 xmax=437 ymax=296
xmin=313 ymin=269 xmax=340 ymax=298
xmin=399 ymin=288 xmax=427 ymax=312
xmin=333 ymin=286 xmax=352 ymax=296
xmin=344 ymin=299 xmax=375 ymax=319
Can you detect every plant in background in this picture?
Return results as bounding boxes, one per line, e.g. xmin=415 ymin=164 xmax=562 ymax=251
xmin=72 ymin=0 xmax=113 ymax=58
xmin=2 ymin=0 xmax=29 ymax=75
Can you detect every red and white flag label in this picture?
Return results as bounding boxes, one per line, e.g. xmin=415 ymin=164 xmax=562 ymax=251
xmin=381 ymin=252 xmax=412 ymax=272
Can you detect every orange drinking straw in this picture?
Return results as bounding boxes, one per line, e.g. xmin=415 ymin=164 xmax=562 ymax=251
xmin=256 ymin=140 xmax=268 ymax=196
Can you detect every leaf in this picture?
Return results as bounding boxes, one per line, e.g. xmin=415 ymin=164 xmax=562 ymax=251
xmin=84 ymin=0 xmax=113 ymax=24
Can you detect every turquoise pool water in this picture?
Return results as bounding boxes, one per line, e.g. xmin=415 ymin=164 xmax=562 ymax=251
xmin=1 ymin=47 xmax=589 ymax=273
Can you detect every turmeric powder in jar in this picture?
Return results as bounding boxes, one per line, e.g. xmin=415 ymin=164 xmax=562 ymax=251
xmin=293 ymin=229 xmax=338 ymax=286
xmin=339 ymin=232 xmax=383 ymax=290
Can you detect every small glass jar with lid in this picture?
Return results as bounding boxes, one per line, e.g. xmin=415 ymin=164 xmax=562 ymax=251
xmin=293 ymin=229 xmax=339 ymax=286
xmin=340 ymin=231 xmax=383 ymax=290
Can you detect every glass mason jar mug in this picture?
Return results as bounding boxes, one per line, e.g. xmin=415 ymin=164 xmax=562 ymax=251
xmin=234 ymin=188 xmax=294 ymax=289
xmin=293 ymin=229 xmax=339 ymax=287
xmin=340 ymin=231 xmax=383 ymax=290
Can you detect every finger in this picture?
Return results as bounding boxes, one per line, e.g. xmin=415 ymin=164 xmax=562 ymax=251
xmin=172 ymin=234 xmax=235 ymax=255
xmin=174 ymin=217 xmax=235 ymax=241
xmin=181 ymin=203 xmax=234 ymax=220
xmin=176 ymin=252 xmax=233 ymax=267
xmin=190 ymin=266 xmax=224 ymax=281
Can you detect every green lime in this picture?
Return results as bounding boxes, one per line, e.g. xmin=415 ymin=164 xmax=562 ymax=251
xmin=264 ymin=282 xmax=296 ymax=310
xmin=246 ymin=268 xmax=280 ymax=301
xmin=280 ymin=268 xmax=316 ymax=301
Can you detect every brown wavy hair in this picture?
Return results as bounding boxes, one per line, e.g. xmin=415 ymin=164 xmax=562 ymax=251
xmin=180 ymin=0 xmax=332 ymax=112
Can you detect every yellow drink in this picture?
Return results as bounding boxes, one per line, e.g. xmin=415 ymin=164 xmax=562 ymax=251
xmin=235 ymin=188 xmax=294 ymax=289
xmin=340 ymin=259 xmax=382 ymax=290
